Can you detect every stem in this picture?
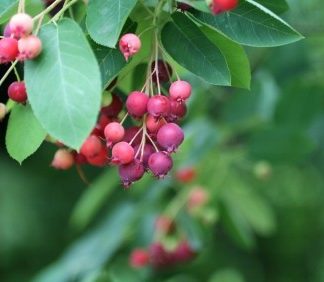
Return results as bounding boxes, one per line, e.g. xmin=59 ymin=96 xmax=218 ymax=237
xmin=0 ymin=60 xmax=18 ymax=87
xmin=50 ymin=0 xmax=79 ymax=22
xmin=129 ymin=127 xmax=143 ymax=146
xmin=35 ymin=14 xmax=44 ymax=35
xmin=159 ymin=45 xmax=180 ymax=80
xmin=13 ymin=64 xmax=21 ymax=82
xmin=33 ymin=0 xmax=64 ymax=21
xmin=120 ymin=112 xmax=128 ymax=125
xmin=154 ymin=32 xmax=161 ymax=94
xmin=145 ymin=132 xmax=159 ymax=152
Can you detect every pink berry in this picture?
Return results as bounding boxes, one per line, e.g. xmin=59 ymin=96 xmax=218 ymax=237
xmin=146 ymin=114 xmax=166 ymax=133
xmin=151 ymin=60 xmax=173 ymax=83
xmin=112 ymin=141 xmax=134 ymax=165
xmin=86 ymin=146 xmax=108 ymax=167
xmin=134 ymin=143 xmax=155 ymax=168
xmin=210 ymin=0 xmax=238 ymax=14
xmin=172 ymin=240 xmax=195 ymax=263
xmin=0 ymin=103 xmax=7 ymax=120
xmin=147 ymin=95 xmax=170 ymax=118
xmin=119 ymin=33 xmax=141 ymax=61
xmin=187 ymin=187 xmax=209 ymax=210
xmin=157 ymin=123 xmax=184 ymax=153
xmin=155 ymin=216 xmax=174 ymax=234
xmin=100 ymin=94 xmax=123 ymax=117
xmin=0 ymin=38 xmax=19 ymax=63
xmin=129 ymin=249 xmax=150 ymax=268
xmin=126 ymin=91 xmax=149 ymax=118
xmin=8 ymin=81 xmax=27 ymax=103
xmin=148 ymin=152 xmax=173 ymax=178
xmin=3 ymin=24 xmax=12 ymax=38
xmin=80 ymin=135 xmax=103 ymax=158
xmin=169 ymin=80 xmax=191 ymax=102
xmin=9 ymin=13 xmax=33 ymax=38
xmin=104 ymin=122 xmax=125 ymax=147
xmin=51 ymin=149 xmax=74 ymax=170
xmin=119 ymin=159 xmax=145 ymax=187
xmin=18 ymin=35 xmax=42 ymax=60
xmin=168 ymin=100 xmax=187 ymax=122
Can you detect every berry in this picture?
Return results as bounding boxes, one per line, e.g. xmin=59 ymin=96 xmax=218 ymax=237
xmin=119 ymin=160 xmax=145 ymax=187
xmin=104 ymin=122 xmax=125 ymax=147
xmin=148 ymin=152 xmax=173 ymax=178
xmin=169 ymin=80 xmax=191 ymax=102
xmin=0 ymin=103 xmax=7 ymax=121
xmin=155 ymin=215 xmax=174 ymax=234
xmin=146 ymin=114 xmax=166 ymax=133
xmin=123 ymin=126 xmax=142 ymax=145
xmin=51 ymin=149 xmax=74 ymax=170
xmin=80 ymin=135 xmax=103 ymax=158
xmin=149 ymin=243 xmax=173 ymax=268
xmin=86 ymin=146 xmax=108 ymax=167
xmin=3 ymin=24 xmax=12 ymax=38
xmin=157 ymin=123 xmax=184 ymax=153
xmin=168 ymin=100 xmax=187 ymax=122
xmin=210 ymin=0 xmax=238 ymax=14
xmin=8 ymin=81 xmax=27 ymax=103
xmin=147 ymin=95 xmax=170 ymax=118
xmin=126 ymin=91 xmax=149 ymax=118
xmin=173 ymin=240 xmax=195 ymax=263
xmin=119 ymin=33 xmax=141 ymax=61
xmin=73 ymin=152 xmax=88 ymax=165
xmin=134 ymin=143 xmax=155 ymax=168
xmin=177 ymin=3 xmax=191 ymax=11
xmin=101 ymin=94 xmax=123 ymax=117
xmin=9 ymin=13 xmax=33 ymax=38
xmin=112 ymin=141 xmax=134 ymax=165
xmin=0 ymin=38 xmax=19 ymax=63
xmin=175 ymin=167 xmax=196 ymax=183
xmin=187 ymin=187 xmax=209 ymax=210
xmin=129 ymin=249 xmax=150 ymax=268
xmin=151 ymin=60 xmax=173 ymax=83
xmin=18 ymin=35 xmax=42 ymax=60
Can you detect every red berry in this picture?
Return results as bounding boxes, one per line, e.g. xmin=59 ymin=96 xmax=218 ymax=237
xmin=119 ymin=159 xmax=145 ymax=187
xmin=73 ymin=152 xmax=88 ymax=165
xmin=119 ymin=33 xmax=141 ymax=61
xmin=168 ymin=100 xmax=187 ymax=122
xmin=146 ymin=114 xmax=166 ymax=133
xmin=126 ymin=91 xmax=149 ymax=118
xmin=9 ymin=13 xmax=33 ymax=38
xmin=101 ymin=94 xmax=123 ymax=117
xmin=51 ymin=149 xmax=74 ymax=170
xmin=148 ymin=152 xmax=173 ymax=178
xmin=151 ymin=60 xmax=173 ymax=83
xmin=18 ymin=35 xmax=42 ymax=60
xmin=155 ymin=216 xmax=174 ymax=234
xmin=187 ymin=187 xmax=209 ymax=210
xmin=112 ymin=141 xmax=134 ymax=165
xmin=210 ymin=0 xmax=238 ymax=14
xmin=175 ymin=167 xmax=196 ymax=183
xmin=169 ymin=80 xmax=191 ymax=102
xmin=123 ymin=126 xmax=142 ymax=145
xmin=86 ymin=146 xmax=108 ymax=167
xmin=172 ymin=240 xmax=195 ymax=263
xmin=157 ymin=123 xmax=184 ymax=153
xmin=80 ymin=135 xmax=103 ymax=158
xmin=147 ymin=95 xmax=170 ymax=118
xmin=104 ymin=122 xmax=125 ymax=147
xmin=0 ymin=38 xmax=19 ymax=63
xmin=134 ymin=143 xmax=155 ymax=169
xmin=129 ymin=249 xmax=150 ymax=268
xmin=8 ymin=81 xmax=27 ymax=103
xmin=149 ymin=243 xmax=173 ymax=268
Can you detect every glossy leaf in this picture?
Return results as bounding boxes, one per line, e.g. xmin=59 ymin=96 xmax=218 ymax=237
xmin=0 ymin=0 xmax=18 ymax=24
xmin=25 ymin=19 xmax=101 ymax=150
xmin=255 ymin=0 xmax=289 ymax=14
xmin=6 ymin=104 xmax=46 ymax=164
xmin=86 ymin=0 xmax=137 ymax=47
xmin=191 ymin=0 xmax=303 ymax=47
xmin=161 ymin=12 xmax=230 ymax=85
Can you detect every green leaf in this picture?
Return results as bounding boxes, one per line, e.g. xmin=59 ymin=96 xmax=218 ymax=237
xmin=254 ymin=0 xmax=289 ymax=14
xmin=178 ymin=0 xmax=210 ymax=13
xmin=209 ymin=269 xmax=245 ymax=282
xmin=161 ymin=12 xmax=230 ymax=86
xmin=25 ymin=19 xmax=101 ymax=150
xmin=200 ymin=26 xmax=251 ymax=89
xmin=5 ymin=104 xmax=46 ymax=164
xmin=86 ymin=0 xmax=137 ymax=48
xmin=190 ymin=0 xmax=303 ymax=47
xmin=0 ymin=0 xmax=18 ymax=24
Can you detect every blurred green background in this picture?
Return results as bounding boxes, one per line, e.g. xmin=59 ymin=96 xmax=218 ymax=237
xmin=1 ymin=1 xmax=324 ymax=281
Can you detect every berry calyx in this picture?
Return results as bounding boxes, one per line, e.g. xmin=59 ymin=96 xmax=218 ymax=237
xmin=148 ymin=152 xmax=173 ymax=178
xmin=126 ymin=91 xmax=149 ymax=118
xmin=169 ymin=80 xmax=192 ymax=102
xmin=209 ymin=0 xmax=238 ymax=14
xmin=18 ymin=35 xmax=42 ymax=60
xmin=147 ymin=95 xmax=171 ymax=118
xmin=157 ymin=123 xmax=184 ymax=153
xmin=80 ymin=135 xmax=103 ymax=158
xmin=129 ymin=249 xmax=150 ymax=268
xmin=8 ymin=81 xmax=27 ymax=103
xmin=119 ymin=159 xmax=145 ymax=187
xmin=104 ymin=122 xmax=125 ymax=147
xmin=9 ymin=13 xmax=33 ymax=38
xmin=119 ymin=33 xmax=141 ymax=61
xmin=51 ymin=149 xmax=74 ymax=170
xmin=0 ymin=103 xmax=7 ymax=121
xmin=112 ymin=141 xmax=134 ymax=165
xmin=0 ymin=38 xmax=19 ymax=63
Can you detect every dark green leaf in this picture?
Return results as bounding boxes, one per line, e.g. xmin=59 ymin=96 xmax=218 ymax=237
xmin=254 ymin=0 xmax=289 ymax=14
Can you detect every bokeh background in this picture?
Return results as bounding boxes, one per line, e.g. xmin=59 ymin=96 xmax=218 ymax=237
xmin=1 ymin=1 xmax=324 ymax=281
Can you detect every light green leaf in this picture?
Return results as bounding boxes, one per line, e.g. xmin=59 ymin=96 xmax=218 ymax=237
xmin=200 ymin=26 xmax=251 ymax=89
xmin=255 ymin=0 xmax=289 ymax=14
xmin=191 ymin=0 xmax=303 ymax=47
xmin=0 ymin=0 xmax=18 ymax=24
xmin=161 ymin=12 xmax=230 ymax=86
xmin=25 ymin=19 xmax=101 ymax=150
xmin=86 ymin=0 xmax=137 ymax=48
xmin=6 ymin=104 xmax=46 ymax=164
xmin=209 ymin=269 xmax=245 ymax=282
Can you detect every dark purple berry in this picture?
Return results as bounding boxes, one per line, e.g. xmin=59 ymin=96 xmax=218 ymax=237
xmin=119 ymin=160 xmax=145 ymax=187
xmin=148 ymin=152 xmax=173 ymax=178
xmin=157 ymin=123 xmax=184 ymax=153
xmin=151 ymin=60 xmax=173 ymax=83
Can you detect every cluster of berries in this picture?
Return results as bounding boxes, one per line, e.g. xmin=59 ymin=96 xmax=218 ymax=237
xmin=0 ymin=13 xmax=42 ymax=105
xmin=52 ymin=33 xmax=191 ymax=187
